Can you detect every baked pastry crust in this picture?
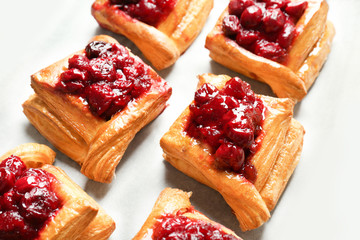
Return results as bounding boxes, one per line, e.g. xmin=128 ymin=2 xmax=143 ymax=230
xmin=132 ymin=188 xmax=242 ymax=239
xmin=0 ymin=143 xmax=56 ymax=168
xmin=23 ymin=35 xmax=172 ymax=183
xmin=1 ymin=143 xmax=115 ymax=239
xmin=160 ymin=73 xmax=305 ymax=231
xmin=91 ymin=0 xmax=213 ymax=70
xmin=205 ymin=0 xmax=335 ymax=101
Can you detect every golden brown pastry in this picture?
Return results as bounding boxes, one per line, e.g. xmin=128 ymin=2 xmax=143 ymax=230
xmin=205 ymin=0 xmax=335 ymax=101
xmin=0 ymin=143 xmax=115 ymax=239
xmin=0 ymin=143 xmax=56 ymax=168
xmin=23 ymin=35 xmax=172 ymax=183
xmin=91 ymin=0 xmax=214 ymax=70
xmin=132 ymin=188 xmax=242 ymax=239
xmin=160 ymin=73 xmax=305 ymax=231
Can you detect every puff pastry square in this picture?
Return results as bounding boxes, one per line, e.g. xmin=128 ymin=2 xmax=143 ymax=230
xmin=0 ymin=143 xmax=115 ymax=239
xmin=91 ymin=0 xmax=213 ymax=70
xmin=132 ymin=188 xmax=242 ymax=239
xmin=205 ymin=0 xmax=335 ymax=101
xmin=23 ymin=35 xmax=172 ymax=183
xmin=160 ymin=73 xmax=305 ymax=231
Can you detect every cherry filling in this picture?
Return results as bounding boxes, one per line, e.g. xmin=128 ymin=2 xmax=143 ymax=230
xmin=186 ymin=78 xmax=266 ymax=183
xmin=108 ymin=0 xmax=177 ymax=26
xmin=56 ymin=41 xmax=153 ymax=120
xmin=152 ymin=210 xmax=240 ymax=239
xmin=223 ymin=0 xmax=308 ymax=62
xmin=0 ymin=156 xmax=63 ymax=240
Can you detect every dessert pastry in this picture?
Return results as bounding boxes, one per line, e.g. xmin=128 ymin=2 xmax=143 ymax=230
xmin=91 ymin=0 xmax=214 ymax=70
xmin=132 ymin=188 xmax=242 ymax=239
xmin=23 ymin=35 xmax=172 ymax=183
xmin=205 ymin=0 xmax=335 ymax=101
xmin=0 ymin=143 xmax=115 ymax=239
xmin=160 ymin=73 xmax=305 ymax=231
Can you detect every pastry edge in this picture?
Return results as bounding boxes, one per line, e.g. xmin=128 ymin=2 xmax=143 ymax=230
xmin=80 ymin=84 xmax=172 ymax=183
xmin=160 ymin=74 xmax=305 ymax=231
xmin=23 ymin=35 xmax=172 ymax=183
xmin=205 ymin=4 xmax=335 ymax=101
xmin=132 ymin=188 xmax=241 ymax=239
xmin=22 ymin=94 xmax=88 ymax=165
xmin=0 ymin=143 xmax=56 ymax=168
xmin=0 ymin=144 xmax=115 ymax=240
xmin=260 ymin=118 xmax=305 ymax=211
xmin=41 ymin=164 xmax=115 ymax=240
xmin=91 ymin=0 xmax=213 ymax=70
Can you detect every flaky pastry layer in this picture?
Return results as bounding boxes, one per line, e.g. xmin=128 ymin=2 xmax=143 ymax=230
xmin=205 ymin=0 xmax=335 ymax=101
xmin=91 ymin=0 xmax=213 ymax=70
xmin=1 ymin=143 xmax=115 ymax=240
xmin=23 ymin=35 xmax=172 ymax=183
xmin=132 ymin=188 xmax=241 ymax=239
xmin=0 ymin=143 xmax=55 ymax=168
xmin=160 ymin=73 xmax=305 ymax=231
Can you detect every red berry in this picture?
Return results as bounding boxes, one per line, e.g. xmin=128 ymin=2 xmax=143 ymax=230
xmin=112 ymin=0 xmax=176 ymax=26
xmin=228 ymin=0 xmax=254 ymax=16
xmin=265 ymin=0 xmax=289 ymax=9
xmin=85 ymin=41 xmax=113 ymax=59
xmin=21 ymin=169 xmax=50 ymax=182
xmin=0 ymin=191 xmax=20 ymax=211
xmin=85 ymin=83 xmax=116 ymax=117
xmin=262 ymin=8 xmax=286 ymax=33
xmin=186 ymin=80 xmax=264 ymax=180
xmin=222 ymin=77 xmax=253 ymax=100
xmin=58 ymin=69 xmax=89 ymax=93
xmin=138 ymin=0 xmax=162 ymax=26
xmin=236 ymin=29 xmax=260 ymax=46
xmin=0 ymin=211 xmax=34 ymax=239
xmin=254 ymin=39 xmax=285 ymax=62
xmin=0 ymin=168 xmax=16 ymax=195
xmin=102 ymin=94 xmax=132 ymax=119
xmin=0 ymin=167 xmax=62 ymax=239
xmin=194 ymin=83 xmax=219 ymax=106
xmin=189 ymin=104 xmax=205 ymax=125
xmin=153 ymin=214 xmax=241 ymax=239
xmin=112 ymin=78 xmax=133 ymax=94
xmin=131 ymin=77 xmax=151 ymax=98
xmin=68 ymin=54 xmax=90 ymax=71
xmin=215 ymin=142 xmax=245 ymax=172
xmin=114 ymin=52 xmax=134 ymax=70
xmin=122 ymin=61 xmax=145 ymax=82
xmin=20 ymin=187 xmax=60 ymax=223
xmin=222 ymin=15 xmax=241 ymax=37
xmin=240 ymin=5 xmax=263 ymax=28
xmin=277 ymin=21 xmax=296 ymax=48
xmin=241 ymin=163 xmax=257 ymax=183
xmin=89 ymin=58 xmax=117 ymax=82
xmin=58 ymin=41 xmax=151 ymax=120
xmin=224 ymin=116 xmax=255 ymax=148
xmin=198 ymin=126 xmax=223 ymax=149
xmin=285 ymin=1 xmax=308 ymax=19
xmin=14 ymin=176 xmax=47 ymax=194
xmin=252 ymin=100 xmax=265 ymax=126
xmin=208 ymin=96 xmax=237 ymax=122
xmin=0 ymin=156 xmax=27 ymax=179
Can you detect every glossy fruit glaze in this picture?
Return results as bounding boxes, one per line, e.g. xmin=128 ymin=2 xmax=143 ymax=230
xmin=108 ymin=0 xmax=177 ymax=26
xmin=222 ymin=0 xmax=308 ymax=63
xmin=186 ymin=77 xmax=266 ymax=183
xmin=56 ymin=41 xmax=153 ymax=120
xmin=152 ymin=209 xmax=240 ymax=239
xmin=0 ymin=156 xmax=63 ymax=240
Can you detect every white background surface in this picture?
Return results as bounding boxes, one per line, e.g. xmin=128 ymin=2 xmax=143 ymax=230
xmin=0 ymin=0 xmax=359 ymax=239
